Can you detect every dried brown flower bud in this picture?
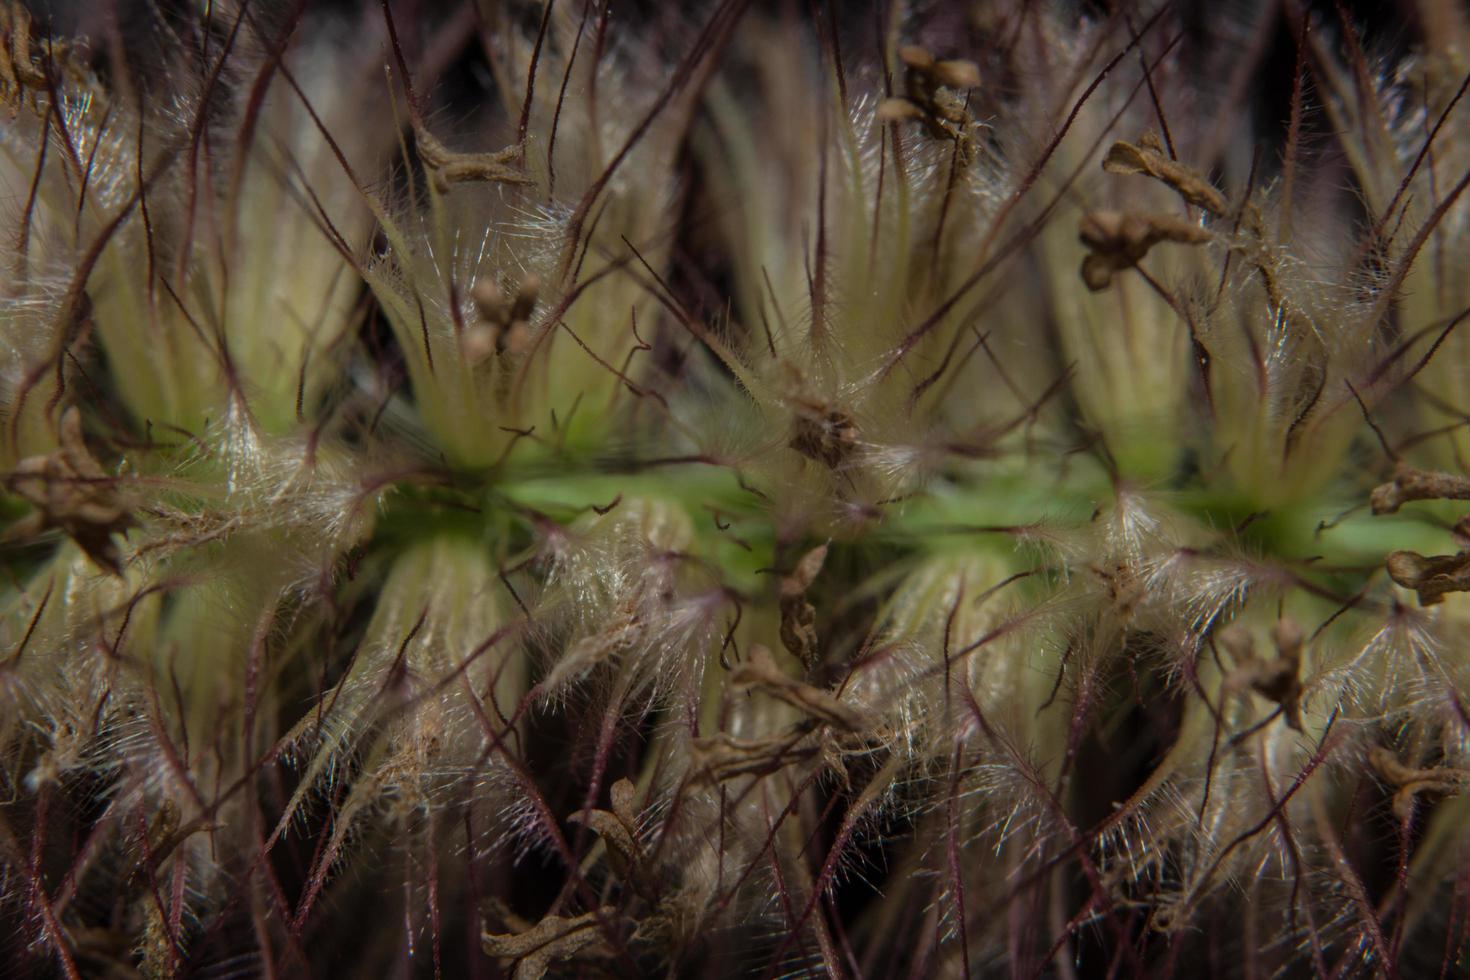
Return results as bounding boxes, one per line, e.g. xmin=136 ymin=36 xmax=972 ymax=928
xmin=415 ymin=125 xmax=532 ymax=192
xmin=1369 ymin=461 xmax=1470 ymax=515
xmin=1078 ymin=209 xmax=1211 ymax=291
xmin=1102 ymin=135 xmax=1228 ymax=215
xmin=1384 ymin=549 xmax=1470 ymax=605
xmin=883 ymin=43 xmax=981 ymax=162
xmin=1369 ymin=746 xmax=1470 ymax=822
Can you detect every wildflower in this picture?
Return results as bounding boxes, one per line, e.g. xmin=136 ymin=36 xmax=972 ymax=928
xmin=1 ymin=1 xmax=1469 ymax=977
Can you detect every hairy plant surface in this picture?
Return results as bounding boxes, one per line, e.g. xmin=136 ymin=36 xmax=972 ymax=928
xmin=1 ymin=0 xmax=1469 ymax=977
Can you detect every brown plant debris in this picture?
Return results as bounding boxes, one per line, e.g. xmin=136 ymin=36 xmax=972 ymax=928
xmin=1077 ymin=209 xmax=1211 ymax=291
xmin=415 ymin=125 xmax=532 ymax=193
xmin=1217 ymin=620 xmax=1305 ymax=731
xmin=1384 ymin=549 xmax=1470 ymax=605
xmin=0 ymin=2 xmax=46 ymax=97
xmin=1091 ymin=558 xmax=1144 ymax=619
xmin=778 ymin=543 xmax=827 ymax=669
xmin=0 ymin=4 xmax=90 ymax=114
xmin=1369 ymin=746 xmax=1470 ymax=821
xmin=1102 ymin=133 xmax=1228 ymax=215
xmin=730 ymin=644 xmax=863 ymax=731
xmin=5 ymin=407 xmax=135 ymax=574
xmin=789 ymin=402 xmax=858 ymax=470
xmin=1369 ymin=462 xmax=1470 ymax=515
xmin=481 ymin=906 xmax=620 ymax=980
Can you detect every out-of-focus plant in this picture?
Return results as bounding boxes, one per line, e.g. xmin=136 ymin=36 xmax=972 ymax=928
xmin=1 ymin=0 xmax=1468 ymax=976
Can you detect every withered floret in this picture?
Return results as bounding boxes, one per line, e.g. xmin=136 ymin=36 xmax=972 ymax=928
xmin=5 ymin=407 xmax=135 ymax=575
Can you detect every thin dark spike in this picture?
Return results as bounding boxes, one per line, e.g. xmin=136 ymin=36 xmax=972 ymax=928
xmin=176 ymin=0 xmax=252 ymax=287
xmin=1345 ymin=379 xmax=1396 ymax=461
xmin=1127 ymin=10 xmax=1175 ymax=159
xmin=226 ymin=1 xmax=310 ymax=246
xmin=414 ymin=291 xmax=435 ymax=375
xmin=380 ymin=0 xmax=420 ymax=116
xmin=14 ymin=101 xmax=50 ymax=290
xmin=3 ymin=577 xmax=53 ymax=668
xmin=516 ymin=0 xmax=556 ymax=147
xmin=1277 ymin=9 xmax=1309 ymax=242
xmin=558 ymin=0 xmax=751 ymax=280
xmin=72 ymin=100 xmax=114 ymax=239
xmin=547 ymin=0 xmax=595 ymax=199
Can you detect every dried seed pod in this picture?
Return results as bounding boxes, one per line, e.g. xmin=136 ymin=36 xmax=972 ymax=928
xmin=0 ymin=2 xmax=48 ymax=101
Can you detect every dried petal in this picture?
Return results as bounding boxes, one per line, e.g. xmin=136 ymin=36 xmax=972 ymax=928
xmin=689 ymin=728 xmax=817 ymax=783
xmin=567 ymin=779 xmax=645 ymax=886
xmin=5 ymin=408 xmax=135 ymax=574
xmin=730 ymin=645 xmax=863 ymax=730
xmin=481 ymin=907 xmax=619 ymax=980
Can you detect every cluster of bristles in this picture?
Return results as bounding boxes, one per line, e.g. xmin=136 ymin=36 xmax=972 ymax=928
xmin=1 ymin=0 xmax=1469 ymax=977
